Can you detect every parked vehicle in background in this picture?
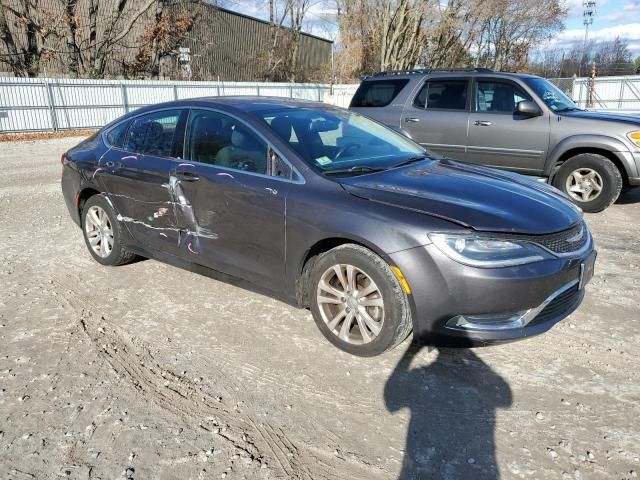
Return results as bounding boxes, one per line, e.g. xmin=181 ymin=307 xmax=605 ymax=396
xmin=62 ymin=98 xmax=595 ymax=356
xmin=349 ymin=68 xmax=640 ymax=213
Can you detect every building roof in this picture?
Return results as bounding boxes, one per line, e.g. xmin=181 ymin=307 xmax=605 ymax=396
xmin=211 ymin=5 xmax=333 ymax=45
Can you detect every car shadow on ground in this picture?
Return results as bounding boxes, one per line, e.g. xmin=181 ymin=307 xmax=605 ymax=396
xmin=616 ymin=187 xmax=640 ymax=205
xmin=384 ymin=342 xmax=512 ymax=479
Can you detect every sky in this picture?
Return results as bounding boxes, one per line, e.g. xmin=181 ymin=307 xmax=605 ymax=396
xmin=552 ymin=0 xmax=640 ymax=56
xmin=221 ymin=0 xmax=640 ymax=57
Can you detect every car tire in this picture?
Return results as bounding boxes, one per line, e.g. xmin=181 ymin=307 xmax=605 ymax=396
xmin=308 ymin=244 xmax=412 ymax=356
xmin=82 ymin=194 xmax=136 ymax=266
xmin=552 ymin=153 xmax=622 ymax=213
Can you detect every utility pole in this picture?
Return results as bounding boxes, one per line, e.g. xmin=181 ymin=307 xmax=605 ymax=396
xmin=588 ymin=61 xmax=596 ymax=108
xmin=579 ymin=1 xmax=596 ymax=77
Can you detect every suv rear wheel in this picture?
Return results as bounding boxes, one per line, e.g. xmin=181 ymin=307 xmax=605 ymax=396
xmin=308 ymin=244 xmax=412 ymax=356
xmin=553 ymin=153 xmax=622 ymax=213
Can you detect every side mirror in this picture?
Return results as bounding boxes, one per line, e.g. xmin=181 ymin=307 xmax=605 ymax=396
xmin=516 ymin=100 xmax=542 ymax=117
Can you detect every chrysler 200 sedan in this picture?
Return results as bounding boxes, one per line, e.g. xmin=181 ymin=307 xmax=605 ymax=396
xmin=61 ymin=97 xmax=596 ymax=356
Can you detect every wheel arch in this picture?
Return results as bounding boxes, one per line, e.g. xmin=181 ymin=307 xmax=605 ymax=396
xmin=295 ymin=236 xmax=394 ymax=308
xmin=77 ymin=187 xmax=102 ymax=220
xmin=546 ymin=135 xmax=634 ymax=187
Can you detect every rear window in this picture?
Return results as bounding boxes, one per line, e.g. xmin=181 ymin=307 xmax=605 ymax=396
xmin=350 ymin=79 xmax=409 ymax=108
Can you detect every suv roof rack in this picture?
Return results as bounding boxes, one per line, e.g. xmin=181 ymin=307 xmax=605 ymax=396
xmin=365 ymin=67 xmax=494 ymax=78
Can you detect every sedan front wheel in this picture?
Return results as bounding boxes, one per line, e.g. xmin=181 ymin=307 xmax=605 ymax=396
xmin=309 ymin=244 xmax=412 ymax=356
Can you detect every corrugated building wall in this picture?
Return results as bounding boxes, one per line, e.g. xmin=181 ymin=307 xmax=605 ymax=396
xmin=184 ymin=5 xmax=333 ymax=81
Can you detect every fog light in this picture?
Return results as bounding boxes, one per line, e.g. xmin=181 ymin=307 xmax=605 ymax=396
xmin=446 ymin=310 xmax=532 ymax=331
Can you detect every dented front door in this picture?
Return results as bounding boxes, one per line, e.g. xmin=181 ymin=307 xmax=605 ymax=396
xmin=174 ymin=163 xmax=288 ymax=291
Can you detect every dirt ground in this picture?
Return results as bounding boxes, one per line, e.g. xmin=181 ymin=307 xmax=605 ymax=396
xmin=1 ymin=136 xmax=639 ymax=480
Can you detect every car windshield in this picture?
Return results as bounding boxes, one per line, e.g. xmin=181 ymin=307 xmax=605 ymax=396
xmin=523 ymin=77 xmax=579 ymax=112
xmin=251 ymin=106 xmax=426 ymax=174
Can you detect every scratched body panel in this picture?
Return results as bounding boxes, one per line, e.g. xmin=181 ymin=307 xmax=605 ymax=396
xmin=97 ymin=149 xmax=183 ymax=255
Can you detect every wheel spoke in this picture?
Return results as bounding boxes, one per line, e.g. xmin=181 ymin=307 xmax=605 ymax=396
xmin=339 ymin=311 xmax=355 ymax=341
xmin=332 ymin=265 xmax=348 ymax=291
xmin=327 ymin=307 xmax=346 ymax=331
xmin=358 ymin=282 xmax=378 ymax=298
xmin=88 ymin=209 xmax=100 ymax=227
xmin=358 ymin=308 xmax=382 ymax=336
xmin=318 ymin=295 xmax=342 ymax=305
xmin=359 ymin=297 xmax=383 ymax=308
xmin=89 ymin=235 xmax=100 ymax=246
xmin=356 ymin=314 xmax=372 ymax=343
xmin=318 ymin=279 xmax=344 ymax=300
xmin=345 ymin=265 xmax=356 ymax=292
xmin=568 ymin=184 xmax=584 ymax=193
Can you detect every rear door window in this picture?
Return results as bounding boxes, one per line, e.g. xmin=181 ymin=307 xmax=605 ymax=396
xmin=350 ymin=79 xmax=409 ymax=107
xmin=123 ymin=109 xmax=185 ymax=158
xmin=413 ymin=80 xmax=469 ymax=110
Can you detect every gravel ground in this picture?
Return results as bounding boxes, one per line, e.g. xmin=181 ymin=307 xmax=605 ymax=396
xmin=1 ymin=137 xmax=639 ymax=480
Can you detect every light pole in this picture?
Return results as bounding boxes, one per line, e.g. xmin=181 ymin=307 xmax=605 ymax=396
xmin=580 ymin=1 xmax=596 ymax=77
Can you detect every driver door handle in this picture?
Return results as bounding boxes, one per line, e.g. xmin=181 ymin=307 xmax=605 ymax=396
xmin=175 ymin=170 xmax=200 ymax=182
xmin=404 ymin=117 xmax=420 ymax=123
xmin=474 ymin=120 xmax=492 ymax=126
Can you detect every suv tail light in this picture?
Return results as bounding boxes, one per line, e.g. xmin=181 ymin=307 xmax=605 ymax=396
xmin=61 ymin=153 xmax=67 ymax=165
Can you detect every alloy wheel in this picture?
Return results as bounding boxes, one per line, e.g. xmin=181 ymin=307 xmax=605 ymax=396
xmin=316 ymin=264 xmax=384 ymax=345
xmin=565 ymin=168 xmax=603 ymax=202
xmin=84 ymin=205 xmax=114 ymax=258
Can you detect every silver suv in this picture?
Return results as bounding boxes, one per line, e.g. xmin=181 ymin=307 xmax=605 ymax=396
xmin=349 ymin=68 xmax=640 ymax=212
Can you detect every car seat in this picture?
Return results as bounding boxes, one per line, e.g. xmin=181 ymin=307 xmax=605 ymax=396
xmin=216 ymin=127 xmax=267 ymax=173
xmin=191 ymin=115 xmax=227 ymax=164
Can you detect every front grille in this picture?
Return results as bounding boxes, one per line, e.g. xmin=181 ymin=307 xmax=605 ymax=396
xmin=530 ymin=285 xmax=581 ymax=325
xmin=498 ymin=222 xmax=589 ymax=255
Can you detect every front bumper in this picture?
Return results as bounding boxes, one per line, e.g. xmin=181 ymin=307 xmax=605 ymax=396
xmin=389 ymin=240 xmax=596 ymax=346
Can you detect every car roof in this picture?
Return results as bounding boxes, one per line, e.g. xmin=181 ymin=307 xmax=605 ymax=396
xmin=362 ymin=70 xmax=540 ymax=81
xmin=121 ymin=96 xmax=336 ymax=119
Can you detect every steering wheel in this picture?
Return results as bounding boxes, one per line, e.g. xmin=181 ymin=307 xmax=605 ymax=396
xmin=334 ymin=142 xmax=361 ymax=160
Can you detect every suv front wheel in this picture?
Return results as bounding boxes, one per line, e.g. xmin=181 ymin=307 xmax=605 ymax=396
xmin=552 ymin=153 xmax=622 ymax=213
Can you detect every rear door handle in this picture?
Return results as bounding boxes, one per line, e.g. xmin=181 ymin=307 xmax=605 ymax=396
xmin=474 ymin=120 xmax=492 ymax=126
xmin=404 ymin=117 xmax=420 ymax=123
xmin=175 ymin=170 xmax=200 ymax=182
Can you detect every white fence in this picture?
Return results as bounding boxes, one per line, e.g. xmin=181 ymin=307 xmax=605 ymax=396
xmin=2 ymin=74 xmax=638 ymax=133
xmin=571 ymin=75 xmax=640 ymax=112
xmin=0 ymin=77 xmax=358 ymax=133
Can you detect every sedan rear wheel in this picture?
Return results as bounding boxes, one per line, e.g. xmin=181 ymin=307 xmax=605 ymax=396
xmin=309 ymin=244 xmax=412 ymax=356
xmin=82 ymin=194 xmax=136 ymax=266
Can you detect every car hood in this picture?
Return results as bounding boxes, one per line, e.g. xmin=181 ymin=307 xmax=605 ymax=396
xmin=339 ymin=159 xmax=582 ymax=234
xmin=558 ymin=109 xmax=640 ymax=127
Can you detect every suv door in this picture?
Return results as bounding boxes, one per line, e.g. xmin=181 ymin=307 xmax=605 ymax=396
xmin=400 ymin=77 xmax=471 ymax=160
xmin=98 ymin=108 xmax=188 ymax=255
xmin=176 ymin=108 xmax=294 ymax=290
xmin=467 ymin=78 xmax=550 ymax=174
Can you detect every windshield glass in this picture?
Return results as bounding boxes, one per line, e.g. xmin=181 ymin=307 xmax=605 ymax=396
xmin=523 ymin=77 xmax=579 ymax=112
xmin=251 ymin=106 xmax=426 ymax=173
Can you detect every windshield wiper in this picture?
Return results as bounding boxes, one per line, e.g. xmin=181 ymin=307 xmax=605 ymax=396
xmin=324 ymin=165 xmax=387 ymax=176
xmin=392 ymin=155 xmax=428 ymax=168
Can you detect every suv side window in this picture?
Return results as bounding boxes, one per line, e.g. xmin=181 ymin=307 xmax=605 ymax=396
xmin=476 ymin=81 xmax=532 ymax=113
xmin=413 ymin=80 xmax=468 ymax=110
xmin=186 ymin=109 xmax=269 ymax=175
xmin=123 ymin=109 xmax=185 ymax=158
xmin=350 ymin=79 xmax=409 ymax=107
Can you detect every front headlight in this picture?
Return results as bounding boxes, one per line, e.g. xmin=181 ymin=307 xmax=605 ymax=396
xmin=627 ymin=131 xmax=640 ymax=148
xmin=429 ymin=233 xmax=555 ymax=268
